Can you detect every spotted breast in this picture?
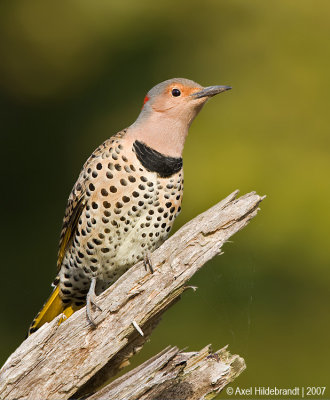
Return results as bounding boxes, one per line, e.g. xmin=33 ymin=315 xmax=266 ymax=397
xmin=58 ymin=131 xmax=183 ymax=305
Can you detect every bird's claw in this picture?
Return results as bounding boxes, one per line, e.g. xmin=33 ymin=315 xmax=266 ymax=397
xmin=86 ymin=277 xmax=102 ymax=327
xmin=144 ymin=253 xmax=154 ymax=274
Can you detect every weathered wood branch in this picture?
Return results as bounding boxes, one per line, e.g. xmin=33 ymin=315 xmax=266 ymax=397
xmin=0 ymin=190 xmax=264 ymax=400
xmin=86 ymin=345 xmax=246 ymax=400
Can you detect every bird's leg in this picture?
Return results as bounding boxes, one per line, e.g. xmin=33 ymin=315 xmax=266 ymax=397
xmin=86 ymin=277 xmax=102 ymax=327
xmin=144 ymin=252 xmax=154 ymax=274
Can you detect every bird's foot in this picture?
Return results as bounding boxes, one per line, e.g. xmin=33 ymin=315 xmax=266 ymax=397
xmin=86 ymin=277 xmax=102 ymax=327
xmin=144 ymin=253 xmax=154 ymax=274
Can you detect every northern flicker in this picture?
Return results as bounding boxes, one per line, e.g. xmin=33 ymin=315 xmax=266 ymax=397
xmin=28 ymin=78 xmax=231 ymax=335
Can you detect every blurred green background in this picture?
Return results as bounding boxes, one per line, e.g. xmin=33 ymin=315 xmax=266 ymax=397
xmin=1 ymin=0 xmax=329 ymax=396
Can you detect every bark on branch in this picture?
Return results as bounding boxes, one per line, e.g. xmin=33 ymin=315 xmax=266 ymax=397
xmin=0 ymin=190 xmax=264 ymax=400
xmin=87 ymin=345 xmax=246 ymax=400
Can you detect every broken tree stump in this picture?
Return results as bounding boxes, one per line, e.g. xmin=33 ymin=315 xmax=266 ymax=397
xmin=0 ymin=190 xmax=264 ymax=400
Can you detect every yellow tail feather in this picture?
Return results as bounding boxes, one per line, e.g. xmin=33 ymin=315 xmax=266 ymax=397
xmin=28 ymin=286 xmax=82 ymax=335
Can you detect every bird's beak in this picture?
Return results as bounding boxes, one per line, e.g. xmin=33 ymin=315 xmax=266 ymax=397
xmin=191 ymin=85 xmax=232 ymax=99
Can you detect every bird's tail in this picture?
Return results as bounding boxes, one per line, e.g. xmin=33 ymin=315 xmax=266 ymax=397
xmin=28 ymin=286 xmax=77 ymax=335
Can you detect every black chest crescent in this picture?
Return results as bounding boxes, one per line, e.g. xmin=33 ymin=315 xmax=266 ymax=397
xmin=133 ymin=140 xmax=183 ymax=178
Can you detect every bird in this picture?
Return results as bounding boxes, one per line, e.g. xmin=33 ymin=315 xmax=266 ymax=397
xmin=28 ymin=78 xmax=231 ymax=335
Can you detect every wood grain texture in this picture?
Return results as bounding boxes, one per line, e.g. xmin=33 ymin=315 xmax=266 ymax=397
xmin=0 ymin=190 xmax=264 ymax=400
xmin=87 ymin=345 xmax=246 ymax=400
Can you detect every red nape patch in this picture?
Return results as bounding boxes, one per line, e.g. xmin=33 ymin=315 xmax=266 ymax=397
xmin=143 ymin=96 xmax=149 ymax=106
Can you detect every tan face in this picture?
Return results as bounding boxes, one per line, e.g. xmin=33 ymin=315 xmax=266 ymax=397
xmin=129 ymin=78 xmax=231 ymax=157
xmin=150 ymin=82 xmax=205 ymax=113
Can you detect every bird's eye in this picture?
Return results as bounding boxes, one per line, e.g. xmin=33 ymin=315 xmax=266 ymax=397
xmin=171 ymin=88 xmax=181 ymax=97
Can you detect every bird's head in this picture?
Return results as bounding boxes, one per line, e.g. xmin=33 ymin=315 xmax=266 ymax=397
xmin=141 ymin=78 xmax=231 ymax=125
xmin=128 ymin=78 xmax=231 ymax=157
